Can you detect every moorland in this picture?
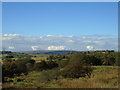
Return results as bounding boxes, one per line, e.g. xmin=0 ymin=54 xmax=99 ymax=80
xmin=1 ymin=50 xmax=119 ymax=88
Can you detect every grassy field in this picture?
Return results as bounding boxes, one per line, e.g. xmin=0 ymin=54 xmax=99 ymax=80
xmin=2 ymin=66 xmax=118 ymax=88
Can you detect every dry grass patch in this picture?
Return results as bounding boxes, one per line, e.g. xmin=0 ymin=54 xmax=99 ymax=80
xmin=57 ymin=66 xmax=118 ymax=88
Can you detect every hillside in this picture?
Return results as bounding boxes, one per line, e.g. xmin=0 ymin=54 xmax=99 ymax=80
xmin=16 ymin=50 xmax=77 ymax=55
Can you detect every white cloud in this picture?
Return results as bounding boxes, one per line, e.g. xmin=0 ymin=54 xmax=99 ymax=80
xmin=2 ymin=37 xmax=12 ymax=40
xmin=8 ymin=46 xmax=15 ymax=50
xmin=83 ymin=40 xmax=92 ymax=43
xmin=46 ymin=35 xmax=53 ymax=37
xmin=3 ymin=34 xmax=20 ymax=37
xmin=67 ymin=35 xmax=74 ymax=38
xmin=47 ymin=46 xmax=65 ymax=50
xmin=67 ymin=40 xmax=74 ymax=43
xmin=39 ymin=36 xmax=43 ymax=39
xmin=31 ymin=46 xmax=39 ymax=50
xmin=86 ymin=45 xmax=94 ymax=50
xmin=1 ymin=34 xmax=21 ymax=40
xmin=2 ymin=34 xmax=118 ymax=51
xmin=58 ymin=35 xmax=64 ymax=37
xmin=46 ymin=35 xmax=64 ymax=37
xmin=81 ymin=36 xmax=87 ymax=39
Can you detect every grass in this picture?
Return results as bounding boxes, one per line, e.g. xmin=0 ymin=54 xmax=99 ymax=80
xmin=31 ymin=54 xmax=48 ymax=63
xmin=57 ymin=66 xmax=118 ymax=88
xmin=92 ymin=66 xmax=118 ymax=73
xmin=2 ymin=66 xmax=119 ymax=88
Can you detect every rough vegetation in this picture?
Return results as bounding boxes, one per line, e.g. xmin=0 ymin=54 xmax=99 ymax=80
xmin=1 ymin=50 xmax=119 ymax=88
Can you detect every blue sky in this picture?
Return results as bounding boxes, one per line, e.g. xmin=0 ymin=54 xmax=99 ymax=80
xmin=1 ymin=2 xmax=118 ymax=51
xmin=2 ymin=2 xmax=118 ymax=36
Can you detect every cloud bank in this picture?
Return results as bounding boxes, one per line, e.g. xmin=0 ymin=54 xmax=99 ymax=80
xmin=1 ymin=34 xmax=118 ymax=51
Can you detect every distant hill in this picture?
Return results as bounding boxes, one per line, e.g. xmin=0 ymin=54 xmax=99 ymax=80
xmin=16 ymin=50 xmax=77 ymax=55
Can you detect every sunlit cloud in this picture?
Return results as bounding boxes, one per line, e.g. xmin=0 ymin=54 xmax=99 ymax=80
xmin=86 ymin=45 xmax=94 ymax=50
xmin=47 ymin=46 xmax=65 ymax=50
xmin=31 ymin=46 xmax=39 ymax=50
xmin=8 ymin=46 xmax=15 ymax=50
xmin=2 ymin=34 xmax=20 ymax=37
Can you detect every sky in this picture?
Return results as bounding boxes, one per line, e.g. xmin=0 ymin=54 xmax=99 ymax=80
xmin=1 ymin=2 xmax=118 ymax=51
xmin=2 ymin=2 xmax=118 ymax=36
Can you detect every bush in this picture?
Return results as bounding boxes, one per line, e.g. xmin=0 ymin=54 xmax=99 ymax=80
xmin=62 ymin=62 xmax=93 ymax=78
xmin=34 ymin=60 xmax=58 ymax=71
xmin=56 ymin=60 xmax=69 ymax=68
xmin=61 ymin=53 xmax=93 ymax=78
xmin=2 ymin=61 xmax=18 ymax=82
xmin=47 ymin=61 xmax=58 ymax=69
xmin=5 ymin=55 xmax=14 ymax=58
xmin=37 ymin=68 xmax=61 ymax=83
xmin=2 ymin=57 xmax=36 ymax=82
xmin=34 ymin=61 xmax=48 ymax=71
xmin=88 ymin=55 xmax=102 ymax=65
xmin=102 ymin=55 xmax=116 ymax=65
xmin=26 ymin=63 xmax=34 ymax=71
xmin=14 ymin=57 xmax=35 ymax=75
xmin=70 ymin=53 xmax=90 ymax=65
xmin=16 ymin=57 xmax=35 ymax=65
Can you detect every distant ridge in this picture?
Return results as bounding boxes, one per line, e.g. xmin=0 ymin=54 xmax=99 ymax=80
xmin=16 ymin=50 xmax=77 ymax=55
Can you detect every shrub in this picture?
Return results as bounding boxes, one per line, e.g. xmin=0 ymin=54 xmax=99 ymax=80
xmin=26 ymin=63 xmax=34 ymax=71
xmin=47 ymin=61 xmax=58 ymax=69
xmin=34 ymin=61 xmax=48 ymax=71
xmin=16 ymin=57 xmax=35 ymax=65
xmin=2 ymin=61 xmax=18 ymax=82
xmin=61 ymin=53 xmax=93 ymax=78
xmin=2 ymin=57 xmax=36 ymax=82
xmin=14 ymin=57 xmax=35 ymax=75
xmin=88 ymin=55 xmax=102 ymax=65
xmin=62 ymin=62 xmax=93 ymax=78
xmin=34 ymin=60 xmax=58 ymax=71
xmin=37 ymin=68 xmax=61 ymax=83
xmin=5 ymin=55 xmax=14 ymax=58
xmin=56 ymin=60 xmax=69 ymax=68
xmin=70 ymin=53 xmax=90 ymax=65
